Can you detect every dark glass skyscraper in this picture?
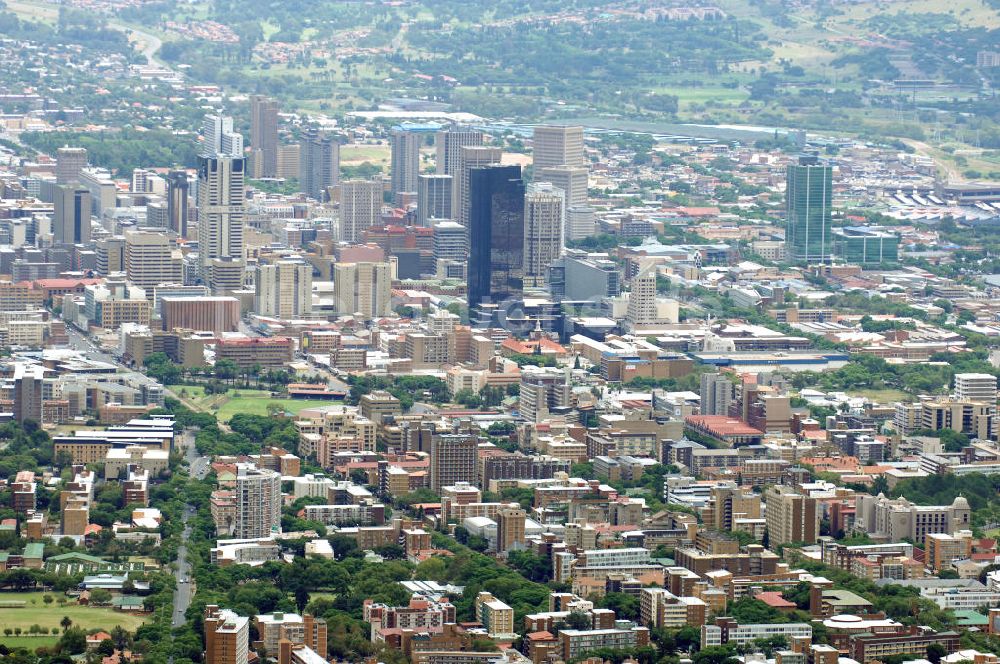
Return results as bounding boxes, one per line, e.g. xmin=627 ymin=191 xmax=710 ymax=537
xmin=467 ymin=165 xmax=525 ymax=311
xmin=785 ymin=155 xmax=833 ymax=263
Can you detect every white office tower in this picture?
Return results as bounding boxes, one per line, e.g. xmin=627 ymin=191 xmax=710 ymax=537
xmin=256 ymin=259 xmax=313 ymax=319
xmin=339 ymin=179 xmax=382 ymax=243
xmin=201 ymin=114 xmax=244 ymax=158
xmin=954 ymin=373 xmax=998 ymax=403
xmin=433 ymin=220 xmax=467 ymax=262
xmin=197 ymin=155 xmax=246 ymax=295
xmin=234 ymin=464 xmax=282 ymax=539
xmin=523 ymin=183 xmax=564 ymax=287
xmin=436 ymin=129 xmax=483 ymax=176
xmin=625 ymin=271 xmax=658 ymax=329
xmin=535 ymin=165 xmax=588 ymax=207
xmin=532 ymin=125 xmax=585 ymax=171
xmin=417 ymin=174 xmax=453 ymax=227
xmin=565 ymin=206 xmax=597 ymax=242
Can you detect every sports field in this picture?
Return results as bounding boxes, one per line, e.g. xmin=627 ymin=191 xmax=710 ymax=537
xmin=0 ymin=591 xmax=147 ymax=647
xmin=173 ymin=386 xmax=318 ymax=422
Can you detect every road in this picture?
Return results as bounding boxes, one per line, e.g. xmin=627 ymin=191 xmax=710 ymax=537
xmin=108 ymin=19 xmax=165 ymax=67
xmin=65 ymin=324 xmax=116 ymax=364
xmin=172 ymin=428 xmax=209 ymax=630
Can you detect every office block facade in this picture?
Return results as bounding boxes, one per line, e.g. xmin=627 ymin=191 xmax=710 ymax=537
xmin=785 ymin=155 xmax=833 ymax=263
xmin=467 ymin=165 xmax=525 ymax=310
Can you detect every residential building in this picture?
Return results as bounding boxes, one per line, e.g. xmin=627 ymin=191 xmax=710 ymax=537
xmin=519 ymin=366 xmax=571 ymax=423
xmin=201 ymin=114 xmax=243 ymax=158
xmin=496 ymin=503 xmax=526 ymax=553
xmin=475 ymin=592 xmax=515 ymax=639
xmin=429 ymin=434 xmax=478 ymax=492
xmin=700 ymin=372 xmax=734 ymax=416
xmin=332 ymin=262 xmax=391 ymax=319
xmin=339 ymin=179 xmax=382 ymax=243
xmin=204 ymin=605 xmax=249 ymax=664
xmin=765 ymin=486 xmax=819 ymax=546
xmin=234 ymin=464 xmax=282 ymax=539
xmin=436 ymin=129 xmax=482 ymax=176
xmin=256 ymin=260 xmax=313 ymax=319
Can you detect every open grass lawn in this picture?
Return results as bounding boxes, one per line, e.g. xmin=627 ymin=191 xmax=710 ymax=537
xmin=0 ymin=592 xmax=147 ymax=634
xmin=847 ymin=388 xmax=911 ymax=404
xmin=171 ymin=386 xmax=317 ymax=422
xmin=341 ymin=144 xmax=390 ymax=166
xmin=0 ymin=635 xmax=60 ymax=649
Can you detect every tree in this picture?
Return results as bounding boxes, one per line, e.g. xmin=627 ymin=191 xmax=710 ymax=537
xmin=60 ymin=616 xmax=72 ymax=633
xmin=927 ymin=643 xmax=948 ymax=664
xmin=58 ymin=627 xmax=87 ymax=655
xmin=90 ymin=588 xmax=113 ymax=605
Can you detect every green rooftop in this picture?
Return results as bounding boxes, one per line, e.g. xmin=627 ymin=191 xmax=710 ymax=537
xmin=23 ymin=543 xmax=44 ymax=559
xmin=953 ymin=610 xmax=989 ymax=626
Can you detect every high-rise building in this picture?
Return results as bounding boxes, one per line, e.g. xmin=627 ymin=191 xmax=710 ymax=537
xmin=299 ymin=128 xmax=339 ymax=201
xmin=250 ymin=95 xmax=280 ymax=178
xmin=429 ymin=434 xmax=478 ymax=492
xmin=56 ymin=146 xmax=87 ymax=184
xmin=201 ymin=114 xmax=243 ymax=158
xmin=467 ymin=164 xmax=525 ymax=311
xmin=234 ymin=464 xmax=281 ymax=539
xmin=433 ymin=220 xmax=467 ymax=263
xmin=13 ymin=363 xmax=44 ymax=424
xmin=954 ymin=373 xmax=998 ymax=403
xmin=785 ymin=155 xmax=833 ymax=264
xmin=547 ymin=254 xmax=619 ymax=301
xmin=96 ymin=236 xmax=126 ymax=276
xmin=625 ymin=271 xmax=657 ymax=329
xmin=53 ymin=184 xmax=91 ymax=245
xmin=700 ymin=373 xmax=735 ymax=417
xmin=523 ymin=182 xmax=564 ymax=287
xmin=332 ymin=262 xmax=392 ymax=320
xmin=390 ymin=127 xmax=422 ymax=201
xmin=339 ymin=179 xmax=382 ymax=243
xmin=497 ymin=503 xmax=527 ymax=553
xmin=519 ymin=366 xmax=571 ymax=423
xmin=125 ymin=230 xmax=182 ymax=290
xmin=566 ymin=206 xmax=597 ymax=242
xmin=417 ymin=174 xmax=453 ymax=227
xmin=765 ymin=486 xmax=819 ymax=547
xmin=197 ymin=155 xmax=247 ymax=295
xmin=455 ymin=145 xmax=502 ymax=228
xmin=535 ymin=165 xmax=588 ymax=208
xmin=532 ymin=125 xmax=585 ymax=171
xmin=436 ymin=129 xmax=483 ymax=176
xmin=166 ymin=170 xmax=190 ymax=238
xmin=256 ymin=259 xmax=313 ymax=319
xmin=204 ymin=606 xmax=249 ymax=664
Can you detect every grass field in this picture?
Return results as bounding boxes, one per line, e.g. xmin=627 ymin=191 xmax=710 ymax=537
xmin=341 ymin=144 xmax=390 ymax=166
xmin=0 ymin=592 xmax=147 ymax=638
xmin=0 ymin=634 xmax=60 ymax=649
xmin=172 ymin=386 xmax=318 ymax=422
xmin=847 ymin=388 xmax=911 ymax=404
